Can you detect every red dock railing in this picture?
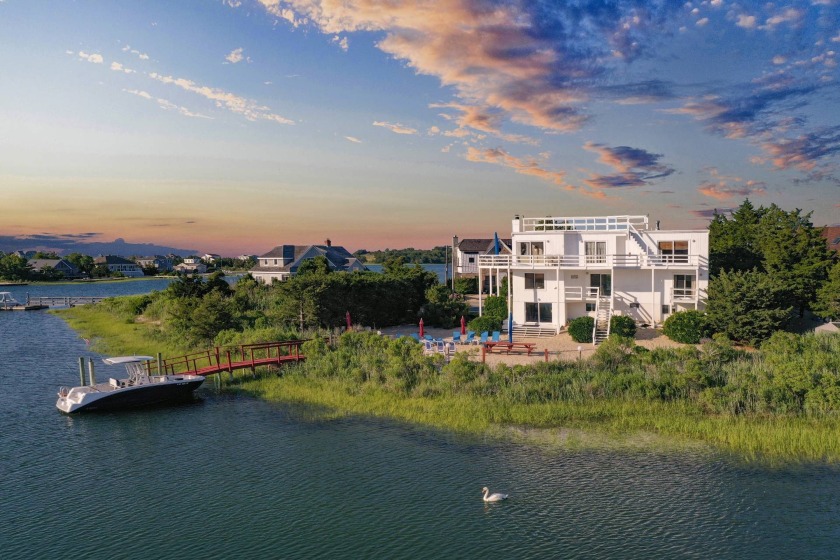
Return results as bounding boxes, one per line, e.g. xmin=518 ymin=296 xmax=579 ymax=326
xmin=146 ymin=340 xmax=306 ymax=377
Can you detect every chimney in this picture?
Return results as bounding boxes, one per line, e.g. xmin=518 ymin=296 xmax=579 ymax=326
xmin=325 ymin=238 xmax=332 ymax=247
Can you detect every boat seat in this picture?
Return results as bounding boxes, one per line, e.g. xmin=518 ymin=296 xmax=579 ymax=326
xmin=109 ymin=378 xmax=121 ymax=388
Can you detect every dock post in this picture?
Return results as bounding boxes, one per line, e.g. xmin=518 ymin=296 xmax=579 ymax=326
xmin=544 ymin=349 xmax=549 ymax=362
xmin=78 ymin=357 xmax=86 ymax=386
xmin=88 ymin=357 xmax=96 ymax=385
xmin=157 ymin=352 xmax=163 ymax=376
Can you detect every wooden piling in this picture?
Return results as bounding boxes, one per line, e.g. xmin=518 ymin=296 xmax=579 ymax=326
xmin=78 ymin=357 xmax=86 ymax=386
xmin=157 ymin=352 xmax=163 ymax=376
xmin=87 ymin=357 xmax=96 ymax=386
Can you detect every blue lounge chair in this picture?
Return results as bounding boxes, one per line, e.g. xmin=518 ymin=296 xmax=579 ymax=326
xmin=410 ymin=333 xmax=421 ymax=342
xmin=463 ymin=331 xmax=475 ymax=345
xmin=477 ymin=331 xmax=489 ymax=345
xmin=452 ymin=331 xmax=461 ymax=344
xmin=491 ymin=331 xmax=501 ymax=343
xmin=424 ymin=334 xmax=434 ymax=341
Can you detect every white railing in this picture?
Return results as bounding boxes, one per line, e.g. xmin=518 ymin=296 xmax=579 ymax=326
xmin=564 ymin=287 xmax=600 ymax=300
xmin=671 ymin=287 xmax=696 ymax=301
xmin=519 ymin=215 xmax=648 ymax=233
xmin=458 ymin=264 xmax=479 ymax=274
xmin=479 ymin=254 xmax=703 ymax=268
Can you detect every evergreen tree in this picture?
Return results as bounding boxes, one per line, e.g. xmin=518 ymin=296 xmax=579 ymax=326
xmin=708 ymin=199 xmax=763 ymax=276
xmin=813 ymin=261 xmax=840 ymax=320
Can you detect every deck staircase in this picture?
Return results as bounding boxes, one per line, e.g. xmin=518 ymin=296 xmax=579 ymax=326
xmin=502 ymin=324 xmax=558 ymax=340
xmin=593 ymin=296 xmax=612 ymax=346
xmin=628 ymin=225 xmax=655 ymax=262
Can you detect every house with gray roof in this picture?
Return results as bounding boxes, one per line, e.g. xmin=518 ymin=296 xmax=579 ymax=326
xmin=94 ymin=255 xmax=144 ymax=278
xmin=28 ymin=258 xmax=83 ymax=279
xmin=454 ymin=237 xmax=511 ymax=276
xmin=249 ymin=240 xmax=366 ymax=284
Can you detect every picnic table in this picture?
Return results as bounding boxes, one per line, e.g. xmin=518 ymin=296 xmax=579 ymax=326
xmin=484 ymin=341 xmax=537 ymax=355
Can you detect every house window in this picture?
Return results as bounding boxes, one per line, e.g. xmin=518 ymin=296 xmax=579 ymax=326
xmin=585 ymin=241 xmax=606 ymax=264
xmin=658 ymin=240 xmax=689 ymax=263
xmin=525 ymin=302 xmax=553 ymax=323
xmin=524 ymin=273 xmax=545 ymax=289
xmin=662 ymin=305 xmax=672 ymax=315
xmin=468 ymin=256 xmax=475 ymax=263
xmin=585 ymin=303 xmax=596 ymax=312
xmin=589 ymin=273 xmax=611 ymax=296
xmin=519 ymin=241 xmax=544 ymax=256
xmin=674 ymin=274 xmax=695 ymax=299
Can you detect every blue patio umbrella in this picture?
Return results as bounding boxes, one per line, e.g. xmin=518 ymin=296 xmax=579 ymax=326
xmin=508 ymin=313 xmax=513 ymax=343
xmin=493 ymin=232 xmax=500 ymax=255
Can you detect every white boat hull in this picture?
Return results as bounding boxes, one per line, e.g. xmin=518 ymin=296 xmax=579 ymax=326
xmin=56 ymin=375 xmax=205 ymax=413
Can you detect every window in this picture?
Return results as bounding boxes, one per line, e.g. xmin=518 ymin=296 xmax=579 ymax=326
xmin=519 ymin=241 xmax=544 ymax=256
xmin=674 ymin=275 xmax=695 ymax=299
xmin=585 ymin=303 xmax=596 ymax=312
xmin=589 ymin=273 xmax=611 ymax=296
xmin=524 ymin=273 xmax=545 ymax=289
xmin=525 ymin=302 xmax=553 ymax=323
xmin=468 ymin=256 xmax=475 ymax=263
xmin=662 ymin=305 xmax=672 ymax=315
xmin=585 ymin=241 xmax=606 ymax=264
xmin=658 ymin=240 xmax=689 ymax=263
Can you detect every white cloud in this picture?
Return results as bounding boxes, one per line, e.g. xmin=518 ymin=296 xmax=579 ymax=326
xmin=772 ymin=55 xmax=787 ymax=65
xmin=149 ymin=72 xmax=294 ymax=125
xmin=331 ymin=35 xmax=349 ymax=51
xmin=124 ymin=89 xmax=212 ymax=119
xmin=372 ymin=121 xmax=418 ymax=135
xmin=110 ymin=61 xmax=135 ymax=74
xmin=696 ymin=17 xmax=709 ymax=27
xmin=78 ymin=51 xmax=103 ymax=64
xmin=736 ymin=14 xmax=756 ymax=29
xmin=344 ymin=136 xmax=362 ymax=143
xmin=122 ymin=45 xmax=150 ymax=60
xmin=225 ymin=47 xmax=245 ymax=64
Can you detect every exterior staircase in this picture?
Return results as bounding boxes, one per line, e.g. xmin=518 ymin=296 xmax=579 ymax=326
xmin=503 ymin=324 xmax=558 ymax=340
xmin=593 ymin=296 xmax=612 ymax=345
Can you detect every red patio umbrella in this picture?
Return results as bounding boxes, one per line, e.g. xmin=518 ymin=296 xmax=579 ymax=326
xmin=345 ymin=310 xmax=352 ymax=330
xmin=419 ymin=318 xmax=425 ymax=338
xmin=460 ymin=315 xmax=466 ymax=335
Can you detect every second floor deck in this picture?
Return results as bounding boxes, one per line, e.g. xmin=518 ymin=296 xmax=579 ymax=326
xmin=478 ymin=253 xmax=706 ymax=269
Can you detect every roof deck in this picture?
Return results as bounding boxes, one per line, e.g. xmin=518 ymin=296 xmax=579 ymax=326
xmin=515 ymin=215 xmax=648 ymax=233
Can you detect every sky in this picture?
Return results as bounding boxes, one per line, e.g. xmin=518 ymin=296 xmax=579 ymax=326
xmin=1 ymin=0 xmax=838 ymax=256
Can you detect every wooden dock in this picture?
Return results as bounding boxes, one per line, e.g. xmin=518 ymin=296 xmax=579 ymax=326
xmin=0 ymin=303 xmax=48 ymax=311
xmin=25 ymin=296 xmax=106 ymax=307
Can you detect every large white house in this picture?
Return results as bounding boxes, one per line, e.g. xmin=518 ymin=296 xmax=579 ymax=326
xmin=478 ymin=215 xmax=709 ymax=343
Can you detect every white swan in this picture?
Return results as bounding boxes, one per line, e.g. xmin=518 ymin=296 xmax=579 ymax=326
xmin=482 ymin=486 xmax=508 ymax=502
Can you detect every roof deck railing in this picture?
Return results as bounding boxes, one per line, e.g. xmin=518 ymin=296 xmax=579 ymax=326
xmin=517 ymin=215 xmax=648 ymax=233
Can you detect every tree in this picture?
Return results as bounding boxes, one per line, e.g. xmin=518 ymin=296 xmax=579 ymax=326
xmin=705 ymin=270 xmax=793 ymax=346
xmin=708 ymin=199 xmax=763 ymax=276
xmin=296 ymin=255 xmax=332 ymax=276
xmin=65 ymin=253 xmax=95 ymax=276
xmin=0 ymin=254 xmax=31 ymax=281
xmin=813 ymin=261 xmax=840 ymax=320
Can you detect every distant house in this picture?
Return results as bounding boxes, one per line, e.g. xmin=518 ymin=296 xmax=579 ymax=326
xmin=821 ymin=226 xmax=840 ymax=254
xmin=28 ymin=259 xmax=83 ymax=279
xmin=202 ymin=253 xmax=221 ymax=264
xmin=174 ymin=261 xmax=208 ymax=274
xmin=135 ymin=255 xmax=173 ymax=272
xmin=94 ymin=255 xmax=144 ymax=278
xmin=249 ymin=240 xmax=366 ymax=284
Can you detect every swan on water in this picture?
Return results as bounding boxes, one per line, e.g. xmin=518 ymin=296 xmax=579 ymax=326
xmin=482 ymin=487 xmax=508 ymax=502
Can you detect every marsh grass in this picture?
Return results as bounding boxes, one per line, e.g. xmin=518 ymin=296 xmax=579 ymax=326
xmin=56 ymin=302 xmax=840 ymax=464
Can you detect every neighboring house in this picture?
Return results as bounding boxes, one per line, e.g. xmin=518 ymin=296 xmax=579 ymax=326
xmin=94 ymin=255 xmax=145 ymax=277
xmin=477 ymin=214 xmax=709 ymax=341
xmin=135 ymin=255 xmax=173 ymax=272
xmin=821 ymin=226 xmax=840 ymax=255
xmin=453 ymin=237 xmax=511 ymax=275
xmin=28 ymin=259 xmax=83 ymax=279
xmin=202 ymin=253 xmax=221 ymax=263
xmin=174 ymin=261 xmax=208 ymax=274
xmin=249 ymin=240 xmax=366 ymax=284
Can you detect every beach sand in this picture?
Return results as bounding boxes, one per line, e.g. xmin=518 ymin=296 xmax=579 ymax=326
xmin=375 ymin=324 xmax=685 ymax=366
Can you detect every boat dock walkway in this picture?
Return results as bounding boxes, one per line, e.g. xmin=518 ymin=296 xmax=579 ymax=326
xmin=26 ymin=296 xmax=106 ymax=307
xmin=146 ymin=340 xmax=306 ymax=377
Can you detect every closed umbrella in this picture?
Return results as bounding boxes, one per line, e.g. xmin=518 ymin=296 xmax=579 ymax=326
xmin=345 ymin=310 xmax=352 ymax=330
xmin=460 ymin=315 xmax=466 ymax=335
xmin=508 ymin=313 xmax=513 ymax=343
xmin=419 ymin=318 xmax=425 ymax=338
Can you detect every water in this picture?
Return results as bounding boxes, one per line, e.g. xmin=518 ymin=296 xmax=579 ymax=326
xmin=1 ymin=282 xmax=839 ymax=558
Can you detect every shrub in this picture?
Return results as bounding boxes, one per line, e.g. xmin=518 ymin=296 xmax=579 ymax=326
xmin=468 ymin=315 xmax=501 ymax=333
xmin=482 ymin=295 xmax=508 ymax=321
xmin=568 ymin=316 xmax=594 ymax=343
xmin=453 ymin=277 xmax=478 ymax=295
xmin=610 ymin=315 xmax=637 ymax=338
xmin=663 ymin=310 xmax=706 ymax=344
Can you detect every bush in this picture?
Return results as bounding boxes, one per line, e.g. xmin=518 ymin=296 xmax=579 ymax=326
xmin=453 ymin=277 xmax=478 ymax=294
xmin=610 ymin=315 xmax=636 ymax=338
xmin=482 ymin=295 xmax=508 ymax=321
xmin=468 ymin=315 xmax=501 ymax=333
xmin=568 ymin=316 xmax=594 ymax=343
xmin=663 ymin=310 xmax=706 ymax=344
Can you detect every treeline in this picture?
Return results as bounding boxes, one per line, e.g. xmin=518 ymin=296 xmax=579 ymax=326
xmin=354 ymin=247 xmax=447 ymax=264
xmin=101 ymin=257 xmax=467 ymax=350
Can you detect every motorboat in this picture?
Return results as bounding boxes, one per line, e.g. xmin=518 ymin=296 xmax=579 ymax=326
xmin=0 ymin=291 xmax=21 ymax=309
xmin=56 ymin=356 xmax=205 ymax=413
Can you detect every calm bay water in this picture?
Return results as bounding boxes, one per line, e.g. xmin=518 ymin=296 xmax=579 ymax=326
xmin=1 ymin=279 xmax=839 ymax=559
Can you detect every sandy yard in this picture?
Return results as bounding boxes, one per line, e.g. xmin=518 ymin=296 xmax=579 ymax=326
xmin=375 ymin=324 xmax=685 ymax=367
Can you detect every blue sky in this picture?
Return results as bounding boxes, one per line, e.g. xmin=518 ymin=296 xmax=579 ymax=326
xmin=1 ymin=0 xmax=838 ymax=255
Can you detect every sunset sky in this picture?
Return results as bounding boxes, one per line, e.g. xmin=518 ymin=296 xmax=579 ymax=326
xmin=1 ymin=0 xmax=838 ymax=255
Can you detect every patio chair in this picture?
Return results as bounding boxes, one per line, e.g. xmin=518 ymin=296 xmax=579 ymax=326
xmin=491 ymin=331 xmax=501 ymax=343
xmin=463 ymin=331 xmax=475 ymax=345
xmin=410 ymin=333 xmax=421 ymax=342
xmin=477 ymin=331 xmax=489 ymax=345
xmin=452 ymin=331 xmax=462 ymax=344
xmin=424 ymin=334 xmax=434 ymax=341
